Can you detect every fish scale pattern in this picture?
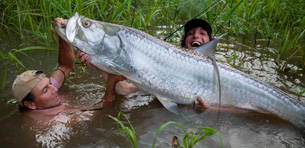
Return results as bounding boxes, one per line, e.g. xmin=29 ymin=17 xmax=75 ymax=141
xmin=113 ymin=27 xmax=305 ymax=128
xmin=119 ymin=28 xmax=215 ymax=104
xmin=217 ymin=64 xmax=305 ymax=127
xmin=54 ymin=13 xmax=305 ymax=129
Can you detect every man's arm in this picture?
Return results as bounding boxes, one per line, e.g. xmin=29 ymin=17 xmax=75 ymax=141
xmin=115 ymin=80 xmax=139 ymax=95
xmin=96 ymin=69 xmax=138 ymax=101
xmin=96 ymin=68 xmax=139 ymax=96
xmin=76 ymin=50 xmax=139 ymax=98
xmin=51 ymin=18 xmax=74 ymax=87
xmin=196 ymin=96 xmax=210 ymax=109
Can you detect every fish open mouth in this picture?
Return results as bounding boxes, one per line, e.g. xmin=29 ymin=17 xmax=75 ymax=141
xmin=66 ymin=13 xmax=79 ymax=43
xmin=58 ymin=22 xmax=66 ymax=28
xmin=191 ymin=41 xmax=202 ymax=47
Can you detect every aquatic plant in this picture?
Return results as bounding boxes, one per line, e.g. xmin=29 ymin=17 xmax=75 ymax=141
xmin=299 ymin=88 xmax=305 ymax=97
xmin=0 ymin=46 xmax=58 ymax=90
xmin=106 ymin=112 xmax=137 ymax=148
xmin=0 ymin=50 xmax=6 ymax=90
xmin=105 ymin=112 xmax=222 ymax=148
xmin=153 ymin=121 xmax=223 ymax=148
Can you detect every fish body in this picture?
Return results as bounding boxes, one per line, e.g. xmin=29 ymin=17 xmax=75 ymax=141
xmin=54 ymin=13 xmax=305 ymax=129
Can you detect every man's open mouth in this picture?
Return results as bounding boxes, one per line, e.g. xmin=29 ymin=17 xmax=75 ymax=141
xmin=191 ymin=41 xmax=202 ymax=47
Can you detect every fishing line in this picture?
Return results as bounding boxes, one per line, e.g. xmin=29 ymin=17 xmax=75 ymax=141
xmin=163 ymin=0 xmax=221 ymax=41
xmin=66 ymin=107 xmax=103 ymax=116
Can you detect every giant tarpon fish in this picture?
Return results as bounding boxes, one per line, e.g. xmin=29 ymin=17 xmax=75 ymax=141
xmin=54 ymin=13 xmax=305 ymax=129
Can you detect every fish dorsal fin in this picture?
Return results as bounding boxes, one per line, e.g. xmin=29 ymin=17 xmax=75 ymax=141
xmin=195 ymin=34 xmax=225 ymax=112
xmin=158 ymin=97 xmax=179 ymax=114
xmin=194 ymin=34 xmax=225 ymax=58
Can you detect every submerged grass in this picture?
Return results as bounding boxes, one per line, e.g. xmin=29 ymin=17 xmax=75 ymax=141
xmin=106 ymin=112 xmax=137 ymax=147
xmin=153 ymin=121 xmax=223 ymax=148
xmin=105 ymin=112 xmax=222 ymax=148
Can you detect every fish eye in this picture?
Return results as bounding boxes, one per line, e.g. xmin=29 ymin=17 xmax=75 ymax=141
xmin=82 ymin=20 xmax=91 ymax=28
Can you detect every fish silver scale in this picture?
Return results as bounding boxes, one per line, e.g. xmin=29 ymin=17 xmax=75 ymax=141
xmin=117 ymin=27 xmax=304 ymax=128
xmin=219 ymin=64 xmax=304 ymax=126
xmin=120 ymin=28 xmax=215 ymax=104
xmin=55 ymin=13 xmax=305 ymax=129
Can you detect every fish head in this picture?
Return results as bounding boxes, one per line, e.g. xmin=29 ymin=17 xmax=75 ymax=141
xmin=67 ymin=12 xmax=107 ymax=55
xmin=54 ymin=12 xmax=122 ymax=57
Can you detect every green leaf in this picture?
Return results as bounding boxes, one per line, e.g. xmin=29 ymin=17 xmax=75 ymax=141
xmin=222 ymin=0 xmax=245 ymax=24
xmin=13 ymin=46 xmax=58 ymax=53
xmin=0 ymin=50 xmax=5 ymax=60
xmin=298 ymin=89 xmax=305 ymax=96
xmin=107 ymin=113 xmax=137 ymax=148
xmin=152 ymin=121 xmax=176 ymax=148
xmin=111 ymin=0 xmax=129 ymax=22
xmin=1 ymin=66 xmax=7 ymax=90
xmin=7 ymin=52 xmax=27 ymax=69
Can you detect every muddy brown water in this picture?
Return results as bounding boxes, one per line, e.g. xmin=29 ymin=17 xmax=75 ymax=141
xmin=0 ymin=37 xmax=304 ymax=147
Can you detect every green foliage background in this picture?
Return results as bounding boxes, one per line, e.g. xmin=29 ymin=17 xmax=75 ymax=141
xmin=0 ymin=0 xmax=304 ymax=92
xmin=1 ymin=0 xmax=304 ymax=66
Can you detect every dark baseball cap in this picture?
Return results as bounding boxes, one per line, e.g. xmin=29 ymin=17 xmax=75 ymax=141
xmin=184 ymin=19 xmax=212 ymax=39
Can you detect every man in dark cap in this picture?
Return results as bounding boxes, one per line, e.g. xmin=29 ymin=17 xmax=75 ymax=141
xmin=181 ymin=19 xmax=212 ymax=49
xmin=180 ymin=19 xmax=212 ymax=108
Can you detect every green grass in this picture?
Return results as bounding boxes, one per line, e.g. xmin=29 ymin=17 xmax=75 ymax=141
xmin=1 ymin=0 xmax=304 ymax=66
xmin=4 ymin=46 xmax=58 ymax=72
xmin=0 ymin=46 xmax=58 ymax=90
xmin=105 ymin=112 xmax=222 ymax=148
xmin=153 ymin=121 xmax=223 ymax=148
xmin=0 ymin=0 xmax=304 ymax=90
xmin=106 ymin=112 xmax=137 ymax=147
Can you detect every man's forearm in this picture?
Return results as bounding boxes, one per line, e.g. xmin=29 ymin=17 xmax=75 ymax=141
xmin=51 ymin=22 xmax=75 ymax=87
xmin=58 ymin=37 xmax=74 ymax=70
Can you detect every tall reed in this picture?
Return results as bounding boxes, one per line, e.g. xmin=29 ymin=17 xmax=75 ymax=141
xmin=1 ymin=0 xmax=304 ymax=82
xmin=0 ymin=46 xmax=58 ymax=90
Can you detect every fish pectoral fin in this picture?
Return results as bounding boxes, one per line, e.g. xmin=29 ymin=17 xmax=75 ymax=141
xmin=158 ymin=97 xmax=179 ymax=114
xmin=109 ymin=66 xmax=141 ymax=84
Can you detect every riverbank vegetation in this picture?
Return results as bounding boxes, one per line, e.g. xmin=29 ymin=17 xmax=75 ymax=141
xmin=0 ymin=1 xmax=303 ymax=146
xmin=1 ymin=0 xmax=304 ymax=66
xmin=0 ymin=0 xmax=304 ymax=93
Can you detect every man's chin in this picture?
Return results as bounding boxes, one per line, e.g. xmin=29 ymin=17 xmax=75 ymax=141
xmin=52 ymin=95 xmax=61 ymax=105
xmin=184 ymin=44 xmax=198 ymax=50
xmin=189 ymin=46 xmax=197 ymax=50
